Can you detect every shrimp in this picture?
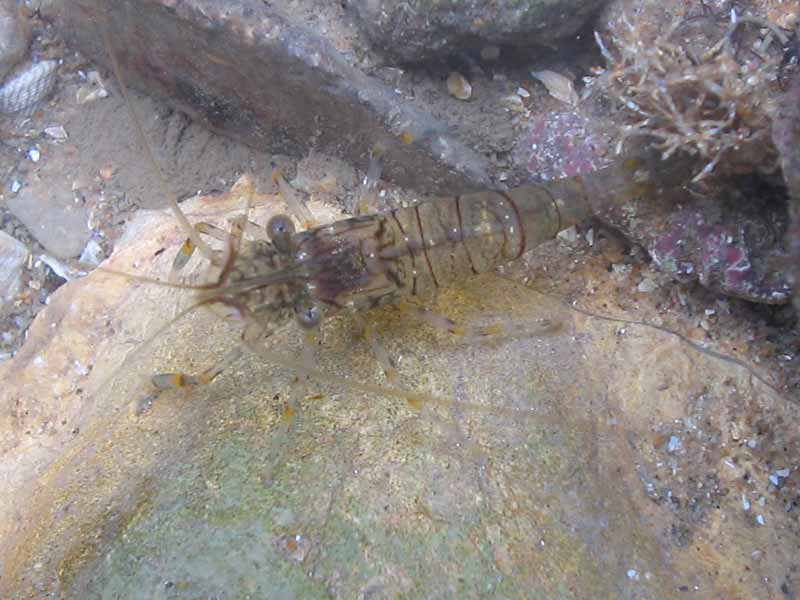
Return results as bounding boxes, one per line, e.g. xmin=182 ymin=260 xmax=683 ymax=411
xmin=97 ymin=23 xmax=656 ymax=410
xmin=5 ymin=19 xmax=795 ymax=600
xmin=138 ymin=154 xmax=653 ymax=402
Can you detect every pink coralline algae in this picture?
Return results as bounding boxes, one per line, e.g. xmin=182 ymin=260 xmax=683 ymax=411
xmin=650 ymin=210 xmax=792 ymax=304
xmin=523 ymin=111 xmax=610 ymax=181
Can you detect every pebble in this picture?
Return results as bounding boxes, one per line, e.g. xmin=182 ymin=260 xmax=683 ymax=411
xmin=10 ymin=179 xmax=21 ymax=193
xmin=79 ymin=238 xmax=104 ymax=266
xmin=0 ymin=230 xmax=28 ymax=300
xmin=44 ymin=125 xmax=68 ymax=140
xmin=637 ymin=278 xmax=657 ymax=293
xmin=76 ymin=71 xmax=109 ymax=104
xmin=27 ymin=147 xmax=39 ymax=162
xmin=557 ymin=225 xmax=578 ymax=243
xmin=446 ymin=72 xmax=472 ymax=100
xmin=611 ymin=263 xmax=631 ymax=276
xmin=531 ymin=70 xmax=579 ymax=106
xmin=501 ymin=94 xmax=525 ymax=113
xmin=667 ymin=435 xmax=682 ymax=453
xmin=6 ymin=173 xmax=90 ymax=259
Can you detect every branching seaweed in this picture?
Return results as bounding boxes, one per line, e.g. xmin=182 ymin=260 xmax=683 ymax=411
xmin=594 ymin=8 xmax=791 ymax=181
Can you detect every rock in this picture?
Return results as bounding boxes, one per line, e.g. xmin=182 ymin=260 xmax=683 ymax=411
xmin=2 ymin=178 xmax=797 ymax=599
xmin=521 ymin=110 xmax=610 ymax=181
xmin=0 ymin=0 xmax=30 ymax=81
xmin=772 ymin=72 xmax=800 ymax=311
xmin=44 ymin=0 xmax=492 ymax=195
xmin=0 ymin=230 xmax=27 ymax=300
xmin=6 ymin=163 xmax=90 ymax=259
xmin=350 ymin=0 xmax=605 ymax=63
xmin=649 ymin=206 xmax=792 ymax=305
xmin=446 ymin=71 xmax=472 ymax=100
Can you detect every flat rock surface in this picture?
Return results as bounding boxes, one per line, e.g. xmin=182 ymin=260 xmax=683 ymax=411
xmin=1 ymin=182 xmax=798 ymax=598
xmin=6 ymin=154 xmax=90 ymax=259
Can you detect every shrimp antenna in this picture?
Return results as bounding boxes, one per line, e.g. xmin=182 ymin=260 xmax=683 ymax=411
xmin=97 ymin=266 xmax=213 ymax=291
xmin=100 ymin=27 xmax=212 ymax=258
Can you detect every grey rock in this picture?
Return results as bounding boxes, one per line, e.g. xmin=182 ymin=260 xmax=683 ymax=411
xmin=45 ymin=0 xmax=492 ymax=195
xmin=6 ymin=173 xmax=90 ymax=259
xmin=0 ymin=230 xmax=27 ymax=301
xmin=350 ymin=0 xmax=606 ymax=63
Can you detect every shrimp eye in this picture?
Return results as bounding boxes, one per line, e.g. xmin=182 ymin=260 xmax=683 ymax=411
xmin=267 ymin=214 xmax=295 ymax=254
xmin=295 ymin=300 xmax=322 ymax=329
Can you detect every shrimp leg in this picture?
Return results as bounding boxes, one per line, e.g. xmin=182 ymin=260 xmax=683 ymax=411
xmin=169 ymin=222 xmax=231 ymax=280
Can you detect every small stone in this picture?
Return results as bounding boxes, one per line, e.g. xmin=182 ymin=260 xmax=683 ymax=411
xmin=99 ymin=165 xmax=115 ymax=181
xmin=637 ymin=278 xmax=657 ymax=293
xmin=667 ymin=435 xmax=681 ymax=453
xmin=6 ymin=172 xmax=90 ymax=259
xmin=40 ymin=254 xmax=80 ymax=281
xmin=76 ymin=70 xmax=109 ymax=105
xmin=611 ymin=263 xmax=630 ymax=276
xmin=557 ymin=225 xmax=578 ymax=243
xmin=531 ymin=70 xmax=579 ymax=106
xmin=44 ymin=125 xmax=68 ymax=140
xmin=79 ymin=239 xmax=104 ymax=266
xmin=756 ymin=514 xmax=766 ymax=526
xmin=769 ymin=474 xmax=779 ymax=486
xmin=516 ymin=87 xmax=530 ymax=98
xmin=775 ymin=468 xmax=790 ymax=478
xmin=28 ymin=147 xmax=40 ymax=162
xmin=742 ymin=494 xmax=751 ymax=511
xmin=446 ymin=72 xmax=472 ymax=100
xmin=10 ymin=180 xmax=21 ymax=193
xmin=0 ymin=231 xmax=28 ymax=300
xmin=501 ymin=94 xmax=525 ymax=113
xmin=585 ymin=228 xmax=594 ymax=246
xmin=627 ymin=569 xmax=639 ymax=580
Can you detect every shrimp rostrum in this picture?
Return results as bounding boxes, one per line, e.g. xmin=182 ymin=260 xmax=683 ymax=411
xmin=146 ymin=159 xmax=648 ymax=401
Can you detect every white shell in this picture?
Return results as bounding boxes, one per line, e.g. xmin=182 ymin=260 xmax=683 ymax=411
xmin=531 ymin=70 xmax=579 ymax=107
xmin=446 ymin=71 xmax=472 ymax=101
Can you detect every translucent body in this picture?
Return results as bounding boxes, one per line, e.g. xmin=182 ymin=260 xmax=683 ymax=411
xmin=205 ymin=161 xmax=641 ymax=331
